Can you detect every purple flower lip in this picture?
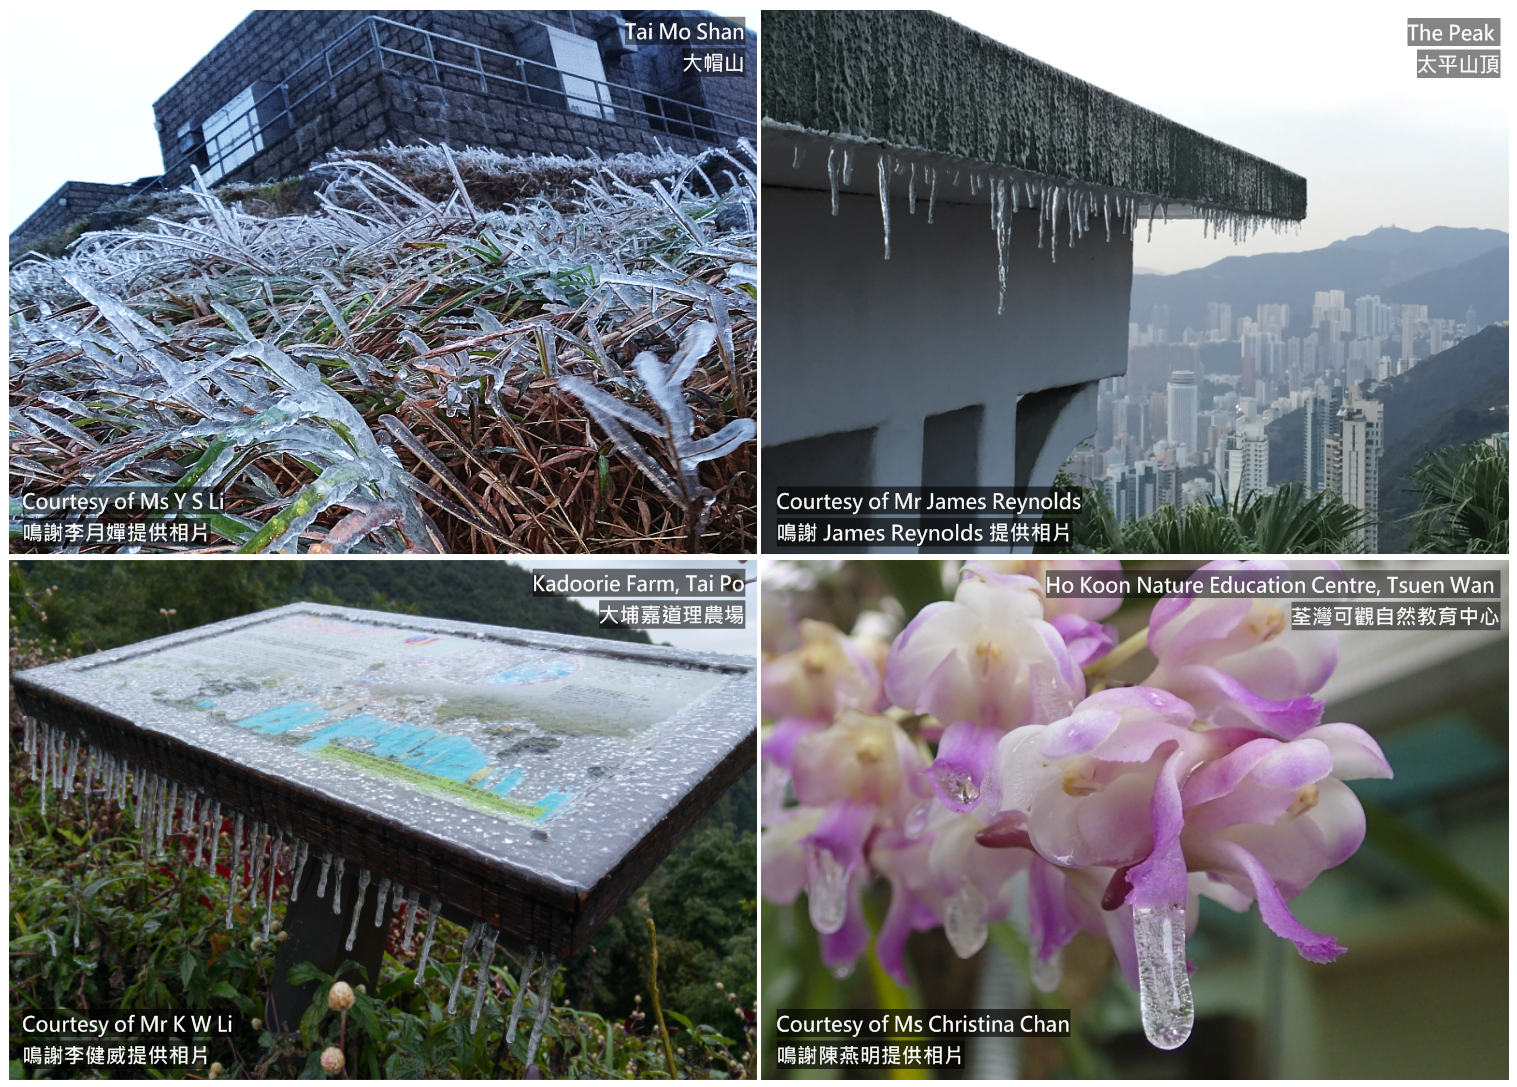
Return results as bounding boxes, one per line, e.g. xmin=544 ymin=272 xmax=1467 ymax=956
xmin=923 ymin=721 xmax=1001 ymax=813
xmin=1101 ymin=865 xmax=1135 ymax=911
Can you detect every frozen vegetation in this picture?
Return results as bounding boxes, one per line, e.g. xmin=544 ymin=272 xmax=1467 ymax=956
xmin=10 ymin=142 xmax=757 ymax=553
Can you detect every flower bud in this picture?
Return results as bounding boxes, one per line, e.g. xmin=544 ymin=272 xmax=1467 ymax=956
xmin=251 ymin=1018 xmax=262 ymax=1031
xmin=327 ymin=981 xmax=355 ymax=1011
xmin=208 ymin=1062 xmax=224 ymax=1079
xmin=320 ymin=1046 xmax=345 ymax=1075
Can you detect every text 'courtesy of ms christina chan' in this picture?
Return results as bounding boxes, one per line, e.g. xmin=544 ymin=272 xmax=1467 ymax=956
xmin=772 ymin=487 xmax=1083 ymax=548
xmin=772 ymin=1009 xmax=1070 ymax=1071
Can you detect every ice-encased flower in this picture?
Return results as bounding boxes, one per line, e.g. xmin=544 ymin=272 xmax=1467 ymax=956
xmin=773 ymin=712 xmax=928 ymax=937
xmin=1143 ymin=559 xmax=1339 ymax=738
xmin=886 ymin=564 xmax=1083 ymax=812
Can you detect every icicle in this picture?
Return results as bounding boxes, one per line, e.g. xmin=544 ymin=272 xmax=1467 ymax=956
xmin=157 ymin=781 xmax=174 ymax=856
xmin=1133 ymin=904 xmax=1194 ymax=1050
xmin=827 ymin=147 xmax=839 ymax=216
xmin=231 ymin=814 xmax=244 ymax=888
xmin=373 ymin=877 xmax=391 ymax=927
xmin=1030 ymin=946 xmax=1063 ymax=992
xmin=840 ymin=148 xmax=853 ymax=186
xmin=289 ymin=841 xmax=310 ymax=902
xmin=1049 ymin=187 xmax=1060 ymax=264
xmin=39 ymin=736 xmax=48 ymax=816
xmin=263 ymin=836 xmax=283 ymax=941
xmin=316 ymin=852 xmax=333 ymax=899
xmin=928 ymin=168 xmax=938 ymax=224
xmin=345 ymin=869 xmax=371 ymax=952
xmin=207 ymin=802 xmax=222 ymax=874
xmin=1104 ymin=193 xmax=1112 ymax=242
xmin=505 ymin=946 xmax=539 ymax=1042
xmin=63 ymin=739 xmax=78 ymax=797
xmin=27 ymin=719 xmax=39 ymax=781
xmin=791 ymin=145 xmax=802 ymax=169
xmin=877 ymin=153 xmax=891 ymax=260
xmin=804 ymin=844 xmax=849 ymax=934
xmin=523 ymin=954 xmax=559 ymax=1067
xmin=944 ymin=883 xmax=988 ymax=958
xmin=248 ymin=822 xmax=266 ymax=915
xmin=414 ymin=897 xmax=443 ymax=985
xmin=908 ymin=161 xmax=917 ymax=214
xmin=402 ymin=888 xmax=421 ymax=951
xmin=448 ymin=921 xmax=485 ymax=1014
xmin=183 ymin=789 xmax=198 ymax=836
xmin=469 ymin=928 xmax=499 ymax=1033
xmin=392 ymin=884 xmax=405 ymax=912
xmin=331 ymin=858 xmax=346 ymax=916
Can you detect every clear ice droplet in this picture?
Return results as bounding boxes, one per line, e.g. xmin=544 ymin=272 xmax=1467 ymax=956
xmin=1030 ymin=946 xmax=1063 ymax=993
xmin=944 ymin=883 xmax=987 ymax=958
xmin=805 ymin=844 xmax=849 ymax=935
xmin=931 ymin=764 xmax=980 ymax=809
xmin=1132 ymin=903 xmax=1194 ymax=1050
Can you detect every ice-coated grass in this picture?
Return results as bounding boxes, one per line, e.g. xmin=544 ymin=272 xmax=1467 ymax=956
xmin=10 ymin=142 xmax=757 ymax=553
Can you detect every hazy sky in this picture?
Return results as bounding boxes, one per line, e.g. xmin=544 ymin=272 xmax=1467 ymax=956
xmin=8 ymin=3 xmax=758 ymax=234
xmin=506 ymin=559 xmax=756 ymax=656
xmin=936 ymin=1 xmax=1508 ymax=272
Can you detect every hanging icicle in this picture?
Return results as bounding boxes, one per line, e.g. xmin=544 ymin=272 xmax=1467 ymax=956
xmin=447 ymin=921 xmax=485 ymax=1014
xmin=344 ymin=869 xmax=371 ymax=952
xmin=469 ymin=928 xmax=499 ymax=1034
xmin=414 ymin=897 xmax=443 ymax=985
xmin=289 ymin=841 xmax=310 ymax=903
xmin=523 ymin=954 xmax=559 ymax=1068
xmin=402 ymin=888 xmax=421 ymax=951
xmin=373 ymin=878 xmax=391 ymax=927
xmin=504 ymin=946 xmax=539 ymax=1043
xmin=331 ymin=858 xmax=346 ymax=916
xmin=316 ymin=852 xmax=333 ymax=899
xmin=207 ymin=802 xmax=222 ymax=875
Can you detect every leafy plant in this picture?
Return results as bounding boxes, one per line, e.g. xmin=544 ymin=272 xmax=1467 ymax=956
xmin=558 ymin=321 xmax=756 ymax=547
xmin=1058 ymin=481 xmax=1377 ymax=554
xmin=1406 ymin=440 xmax=1509 ymax=553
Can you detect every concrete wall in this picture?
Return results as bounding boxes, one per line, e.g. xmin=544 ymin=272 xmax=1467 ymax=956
xmin=9 ymin=181 xmax=140 ymax=246
xmin=762 ymin=182 xmax=1132 ymax=490
xmin=150 ymin=11 xmax=756 ymax=190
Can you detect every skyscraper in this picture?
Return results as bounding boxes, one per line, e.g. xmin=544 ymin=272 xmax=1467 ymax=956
xmin=1338 ymin=399 xmax=1383 ymax=552
xmin=1219 ymin=423 xmax=1268 ymax=505
xmin=1166 ymin=370 xmax=1198 ymax=463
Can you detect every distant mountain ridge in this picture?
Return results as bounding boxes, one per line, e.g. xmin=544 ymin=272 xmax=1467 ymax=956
xmin=1131 ymin=226 xmax=1509 ymax=335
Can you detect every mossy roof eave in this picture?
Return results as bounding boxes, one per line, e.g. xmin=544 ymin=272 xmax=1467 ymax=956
xmin=762 ymin=10 xmax=1306 ymax=222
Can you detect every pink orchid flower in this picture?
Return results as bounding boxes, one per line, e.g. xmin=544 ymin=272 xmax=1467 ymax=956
xmin=886 ymin=564 xmax=1084 ymax=814
xmin=1143 ymin=559 xmax=1339 ymax=738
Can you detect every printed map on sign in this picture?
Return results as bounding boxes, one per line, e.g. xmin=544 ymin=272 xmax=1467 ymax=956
xmin=91 ymin=614 xmax=725 ymax=826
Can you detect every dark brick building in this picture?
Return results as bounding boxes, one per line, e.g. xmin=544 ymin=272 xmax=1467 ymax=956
xmin=12 ymin=10 xmax=754 ymax=248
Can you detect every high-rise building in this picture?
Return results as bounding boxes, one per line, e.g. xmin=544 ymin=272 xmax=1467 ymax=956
xmin=1167 ymin=370 xmax=1198 ymax=462
xmin=1465 ymin=304 xmax=1480 ymax=338
xmin=1207 ymin=301 xmax=1232 ymax=340
xmin=1337 ymin=397 xmax=1383 ymax=552
xmin=1219 ymin=422 xmax=1268 ymax=504
xmin=1401 ymin=306 xmax=1416 ymax=361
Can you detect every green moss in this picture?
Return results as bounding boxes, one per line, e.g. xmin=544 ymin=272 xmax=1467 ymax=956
xmin=10 ymin=217 xmax=89 ymax=263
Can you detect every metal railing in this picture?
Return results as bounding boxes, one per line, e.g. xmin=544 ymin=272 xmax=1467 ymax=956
xmin=141 ymin=14 xmax=755 ymax=197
